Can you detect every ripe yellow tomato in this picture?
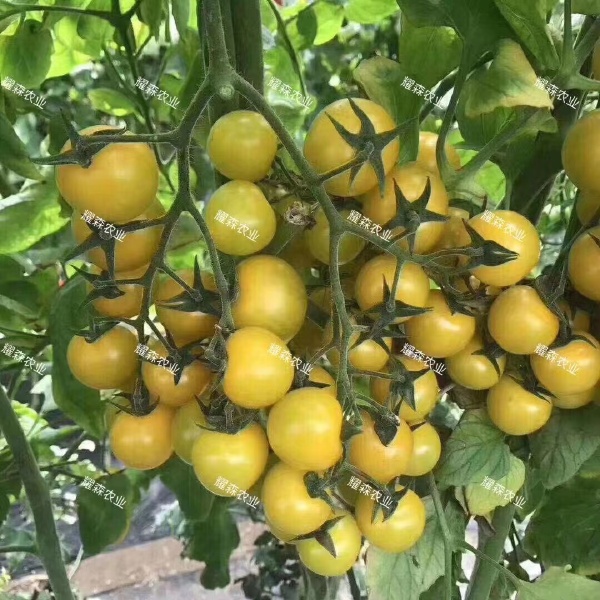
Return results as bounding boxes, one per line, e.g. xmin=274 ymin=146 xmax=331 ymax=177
xmin=487 ymin=286 xmax=559 ymax=355
xmin=445 ymin=333 xmax=506 ymax=390
xmin=206 ymin=180 xmax=276 ymax=255
xmin=297 ymin=510 xmax=362 ymax=576
xmin=142 ymin=342 xmax=212 ymax=408
xmin=308 ymin=366 xmax=337 ymax=396
xmin=155 ymin=269 xmax=219 ymax=346
xmin=458 ymin=210 xmax=541 ymax=287
xmin=288 ymin=287 xmax=331 ymax=358
xmin=553 ymin=383 xmax=600 ymax=409
xmin=207 ymin=110 xmax=278 ymax=182
xmin=223 ymin=327 xmax=295 ymax=409
xmin=172 ymin=400 xmax=206 ymax=464
xmin=355 ymin=486 xmax=426 ymax=553
xmin=404 ymin=421 xmax=442 ymax=476
xmin=262 ymin=461 xmax=333 ymax=536
xmin=57 ymin=125 xmax=158 ymax=222
xmin=360 ymin=163 xmax=449 ymax=254
xmin=67 ymin=325 xmax=138 ymax=390
xmin=304 ymin=98 xmax=399 ymax=197
xmin=110 ymin=404 xmax=174 ymax=470
xmin=89 ymin=264 xmax=146 ymax=318
xmin=371 ymin=356 xmax=439 ymax=422
xmin=348 ymin=411 xmax=413 ymax=483
xmin=568 ymin=226 xmax=600 ymax=301
xmin=354 ymin=254 xmax=430 ymax=323
xmin=191 ymin=423 xmax=269 ymax=496
xmin=576 ymin=190 xmax=600 ymax=225
xmin=305 ymin=208 xmax=366 ymax=265
xmin=435 ymin=206 xmax=470 ymax=265
xmin=72 ymin=199 xmax=165 ymax=272
xmin=530 ymin=331 xmax=600 ymax=395
xmin=487 ymin=375 xmax=552 ymax=435
xmin=267 ymin=388 xmax=343 ymax=471
xmin=416 ymin=131 xmax=461 ymax=174
xmin=404 ymin=289 xmax=476 ymax=358
xmin=232 ymin=255 xmax=308 ymax=342
xmin=559 ymin=300 xmax=591 ymax=333
xmin=562 ymin=110 xmax=600 ymax=193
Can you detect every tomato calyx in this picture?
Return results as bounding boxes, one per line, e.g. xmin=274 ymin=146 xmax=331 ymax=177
xmin=462 ymin=220 xmax=520 ymax=268
xmin=199 ymin=392 xmax=259 ymax=435
xmin=323 ymin=98 xmax=401 ymax=194
xmin=508 ymin=369 xmax=553 ymax=403
xmin=472 ymin=337 xmax=506 ymax=379
xmin=114 ymin=378 xmax=155 ymax=416
xmin=292 ymin=515 xmax=345 ymax=556
xmin=370 ymin=485 xmax=410 ymax=523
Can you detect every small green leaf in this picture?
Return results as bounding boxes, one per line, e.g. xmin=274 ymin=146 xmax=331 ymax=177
xmin=516 ymin=567 xmax=600 ymax=599
xmin=49 ymin=278 xmax=104 ymax=438
xmin=171 ymin=0 xmax=191 ymax=37
xmin=0 ymin=112 xmax=41 ymax=179
xmin=346 ymin=0 xmax=398 ymax=24
xmin=494 ymin=0 xmax=559 ymax=70
xmin=313 ymin=1 xmax=344 ymax=45
xmin=529 ymin=404 xmax=600 ymax=489
xmin=435 ymin=409 xmax=512 ymax=488
xmin=573 ymin=0 xmax=600 ymax=14
xmin=0 ymin=20 xmax=53 ymax=88
xmin=77 ymin=473 xmax=134 ymax=555
xmin=525 ymin=477 xmax=600 ymax=571
xmin=139 ymin=0 xmax=163 ymax=38
xmin=463 ymin=39 xmax=553 ymax=118
xmin=464 ymin=454 xmax=526 ymax=515
xmin=89 ymin=88 xmax=138 ymax=117
xmin=0 ymin=179 xmax=69 ymax=254
xmin=158 ymin=456 xmax=215 ymax=521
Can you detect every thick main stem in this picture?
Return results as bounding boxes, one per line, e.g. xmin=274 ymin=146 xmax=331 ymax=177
xmin=0 ymin=385 xmax=75 ymax=600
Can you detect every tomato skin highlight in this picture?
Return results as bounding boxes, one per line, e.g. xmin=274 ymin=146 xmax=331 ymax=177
xmin=304 ymin=98 xmax=399 ymax=197
xmin=487 ymin=375 xmax=552 ymax=435
xmin=487 ymin=286 xmax=559 ymax=355
xmin=224 ymin=326 xmax=295 ymax=409
xmin=191 ymin=423 xmax=269 ymax=496
xmin=207 ymin=110 xmax=278 ymax=182
xmin=267 ymin=387 xmax=343 ymax=471
xmin=110 ymin=404 xmax=174 ymax=470
xmin=57 ymin=125 xmax=158 ymax=223
xmin=67 ymin=325 xmax=138 ymax=390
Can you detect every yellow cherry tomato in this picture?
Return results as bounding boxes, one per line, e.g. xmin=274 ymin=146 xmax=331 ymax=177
xmin=172 ymin=400 xmax=206 ymax=464
xmin=568 ymin=226 xmax=600 ymax=301
xmin=89 ymin=264 xmax=146 ymax=318
xmin=404 ymin=421 xmax=442 ymax=476
xmin=416 ymin=131 xmax=461 ymax=174
xmin=562 ymin=110 xmax=600 ymax=193
xmin=576 ymin=190 xmax=600 ymax=225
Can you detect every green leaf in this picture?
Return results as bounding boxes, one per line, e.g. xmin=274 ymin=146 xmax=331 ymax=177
xmin=462 ymin=40 xmax=553 ymax=118
xmin=47 ymin=17 xmax=100 ymax=79
xmin=0 ymin=20 xmax=53 ymax=88
xmin=398 ymin=18 xmax=463 ymax=89
xmin=493 ymin=0 xmax=559 ymax=70
xmin=139 ymin=0 xmax=163 ymax=38
xmin=578 ymin=444 xmax=600 ymax=479
xmin=182 ymin=500 xmax=240 ymax=589
xmin=77 ymin=0 xmax=113 ymax=48
xmin=366 ymin=498 xmax=466 ymax=600
xmin=77 ymin=472 xmax=134 ymax=555
xmin=464 ymin=454 xmax=526 ymax=515
xmin=529 ymin=404 xmax=600 ymax=489
xmin=172 ymin=0 xmax=190 ymax=38
xmin=313 ymin=1 xmax=344 ymax=45
xmin=516 ymin=567 xmax=600 ymax=599
xmin=89 ymin=88 xmax=138 ymax=117
xmin=435 ymin=409 xmax=512 ymax=488
xmin=573 ymin=0 xmax=600 ymax=14
xmin=0 ymin=179 xmax=69 ymax=254
xmin=158 ymin=456 xmax=215 ymax=521
xmin=0 ymin=112 xmax=42 ymax=179
xmin=525 ymin=477 xmax=600 ymax=571
xmin=288 ymin=6 xmax=318 ymax=50
xmin=346 ymin=0 xmax=398 ymax=24
xmin=49 ymin=278 xmax=104 ymax=438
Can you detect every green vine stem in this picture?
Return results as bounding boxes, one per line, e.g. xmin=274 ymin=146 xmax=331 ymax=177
xmin=428 ymin=474 xmax=453 ymax=600
xmin=467 ymin=503 xmax=518 ymax=600
xmin=0 ymin=385 xmax=75 ymax=600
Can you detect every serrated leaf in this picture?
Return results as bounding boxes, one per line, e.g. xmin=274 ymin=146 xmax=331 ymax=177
xmin=525 ymin=477 xmax=600 ymax=571
xmin=77 ymin=472 xmax=134 ymax=555
xmin=158 ymin=456 xmax=215 ymax=521
xmin=89 ymin=88 xmax=138 ymax=117
xmin=463 ymin=39 xmax=553 ymax=118
xmin=516 ymin=567 xmax=600 ymax=599
xmin=529 ymin=404 xmax=600 ymax=489
xmin=0 ymin=179 xmax=69 ymax=254
xmin=366 ymin=498 xmax=466 ymax=600
xmin=345 ymin=0 xmax=398 ymax=24
xmin=0 ymin=112 xmax=42 ymax=179
xmin=494 ymin=0 xmax=559 ymax=70
xmin=465 ymin=454 xmax=526 ymax=515
xmin=435 ymin=409 xmax=512 ymax=488
xmin=49 ymin=278 xmax=104 ymax=438
xmin=0 ymin=20 xmax=53 ymax=88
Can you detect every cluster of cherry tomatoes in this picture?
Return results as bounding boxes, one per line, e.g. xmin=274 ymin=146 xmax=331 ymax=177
xmin=54 ymin=94 xmax=600 ymax=577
